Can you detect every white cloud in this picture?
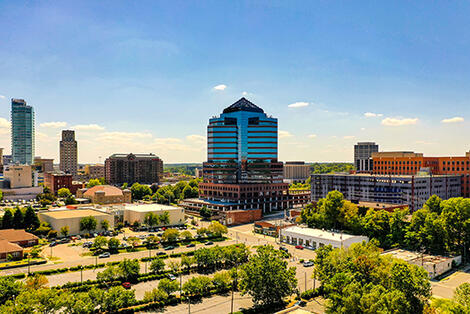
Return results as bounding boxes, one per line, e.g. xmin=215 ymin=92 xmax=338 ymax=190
xmin=186 ymin=134 xmax=205 ymax=143
xmin=213 ymin=84 xmax=227 ymax=91
xmin=441 ymin=117 xmax=464 ymax=124
xmin=360 ymin=128 xmax=366 ymax=131
xmin=288 ymin=102 xmax=309 ymax=108
xmin=72 ymin=124 xmax=105 ymax=131
xmin=242 ymin=91 xmax=248 ymax=96
xmin=0 ymin=95 xmax=5 ymax=99
xmin=343 ymin=135 xmax=355 ymax=139
xmin=40 ymin=121 xmax=67 ymax=128
xmin=364 ymin=112 xmax=383 ymax=118
xmin=0 ymin=117 xmax=10 ymax=129
xmin=308 ymin=134 xmax=317 ymax=139
xmin=415 ymin=140 xmax=436 ymax=145
xmin=279 ymin=130 xmax=293 ymax=138
xmin=381 ymin=117 xmax=418 ymax=126
xmin=97 ymin=131 xmax=152 ymax=141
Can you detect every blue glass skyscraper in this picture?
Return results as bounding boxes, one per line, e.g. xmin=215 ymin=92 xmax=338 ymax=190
xmin=11 ymin=99 xmax=35 ymax=165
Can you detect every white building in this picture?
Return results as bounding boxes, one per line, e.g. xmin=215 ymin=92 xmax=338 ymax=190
xmin=382 ymin=249 xmax=461 ymax=279
xmin=122 ymin=203 xmax=185 ymax=226
xmin=281 ymin=226 xmax=368 ymax=249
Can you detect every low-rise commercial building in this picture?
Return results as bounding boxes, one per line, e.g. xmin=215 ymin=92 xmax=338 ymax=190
xmin=311 ymin=173 xmax=461 ymax=211
xmin=38 ymin=208 xmax=115 ymax=235
xmin=0 ymin=229 xmax=39 ymax=247
xmin=44 ymin=172 xmax=84 ymax=195
xmin=122 ymin=203 xmax=185 ymax=226
xmin=0 ymin=240 xmax=23 ymax=261
xmin=382 ymin=248 xmax=461 ymax=279
xmin=4 ymin=165 xmax=32 ymax=188
xmin=281 ymin=226 xmax=368 ymax=249
xmin=76 ymin=185 xmax=131 ymax=204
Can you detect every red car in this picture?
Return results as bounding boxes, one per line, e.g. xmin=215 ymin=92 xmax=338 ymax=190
xmin=122 ymin=282 xmax=131 ymax=289
xmin=295 ymin=245 xmax=304 ymax=250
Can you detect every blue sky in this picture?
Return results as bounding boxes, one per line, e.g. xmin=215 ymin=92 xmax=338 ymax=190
xmin=0 ymin=1 xmax=469 ymax=163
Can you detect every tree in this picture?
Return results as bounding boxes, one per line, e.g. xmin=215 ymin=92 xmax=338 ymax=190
xmin=25 ymin=274 xmax=49 ymax=290
xmin=181 ymin=254 xmax=194 ymax=272
xmin=239 ymin=245 xmax=297 ymax=306
xmin=23 ymin=206 xmax=40 ymax=231
xmin=162 ymin=228 xmax=179 ymax=242
xmin=159 ymin=211 xmax=170 ymax=225
xmin=86 ymin=179 xmax=101 ymax=188
xmin=100 ymin=219 xmax=109 ymax=231
xmin=424 ymin=195 xmax=443 ymax=214
xmin=57 ymin=188 xmax=72 ymax=198
xmin=118 ymin=258 xmax=140 ymax=282
xmin=440 ymin=198 xmax=470 ymax=260
xmin=97 ymin=265 xmax=121 ymax=282
xmin=143 ymin=288 xmax=167 ymax=303
xmin=12 ymin=208 xmax=24 ymax=229
xmin=0 ymin=189 xmax=2 ymax=201
xmin=121 ymin=183 xmax=128 ymax=190
xmin=145 ymin=235 xmax=159 ymax=248
xmin=108 ymin=237 xmax=120 ymax=252
xmin=158 ymin=278 xmax=179 ymax=295
xmin=0 ymin=277 xmax=24 ymax=304
xmin=130 ymin=183 xmax=152 ymax=200
xmin=454 ymin=282 xmax=470 ymax=309
xmin=197 ymin=227 xmax=208 ymax=236
xmin=144 ymin=212 xmax=159 ymax=227
xmin=100 ymin=286 xmax=135 ymax=312
xmin=150 ymin=258 xmax=165 ymax=274
xmin=93 ymin=236 xmax=108 ymax=251
xmin=200 ymin=206 xmax=212 ymax=219
xmin=212 ymin=271 xmax=231 ymax=292
xmin=126 ymin=236 xmax=140 ymax=249
xmin=183 ymin=276 xmax=213 ymax=296
xmin=207 ymin=221 xmax=228 ymax=236
xmin=180 ymin=230 xmax=193 ymax=240
xmin=80 ymin=216 xmax=97 ymax=233
xmin=60 ymin=226 xmax=69 ymax=238
xmin=168 ymin=260 xmax=180 ymax=274
xmin=65 ymin=195 xmax=78 ymax=205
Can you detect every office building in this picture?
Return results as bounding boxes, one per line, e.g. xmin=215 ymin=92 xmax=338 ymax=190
xmin=2 ymin=155 xmax=12 ymax=166
xmin=105 ymin=153 xmax=163 ymax=185
xmin=281 ymin=226 xmax=368 ymax=249
xmin=283 ymin=161 xmax=310 ymax=183
xmin=60 ymin=130 xmax=78 ymax=176
xmin=84 ymin=164 xmax=105 ymax=179
xmin=34 ymin=157 xmax=54 ymax=173
xmin=43 ymin=172 xmax=84 ymax=195
xmin=372 ymin=151 xmax=470 ymax=197
xmin=3 ymin=165 xmax=32 ymax=189
xmin=11 ymin=99 xmax=35 ymax=164
xmin=354 ymin=142 xmax=379 ymax=172
xmin=311 ymin=173 xmax=461 ymax=211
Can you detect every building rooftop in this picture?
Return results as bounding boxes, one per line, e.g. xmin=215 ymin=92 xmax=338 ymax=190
xmin=0 ymin=229 xmax=38 ymax=242
xmin=108 ymin=153 xmax=161 ymax=159
xmin=40 ymin=209 xmax=111 ymax=219
xmin=283 ymin=226 xmax=365 ymax=241
xmin=123 ymin=203 xmax=180 ymax=212
xmin=312 ymin=173 xmax=459 ymax=178
xmin=223 ymin=97 xmax=264 ymax=114
xmin=83 ymin=185 xmax=124 ymax=197
xmin=0 ymin=240 xmax=23 ymax=253
xmin=383 ymin=248 xmax=453 ymax=266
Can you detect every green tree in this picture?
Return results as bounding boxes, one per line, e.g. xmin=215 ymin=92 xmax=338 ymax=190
xmin=183 ymin=276 xmax=213 ymax=296
xmin=159 ymin=211 xmax=170 ymax=225
xmin=121 ymin=183 xmax=128 ymax=190
xmin=454 ymin=282 xmax=470 ymax=309
xmin=181 ymin=254 xmax=194 ymax=272
xmin=180 ymin=230 xmax=193 ymax=240
xmin=424 ymin=195 xmax=443 ymax=214
xmin=239 ymin=245 xmax=297 ymax=306
xmin=162 ymin=228 xmax=179 ymax=242
xmin=60 ymin=226 xmax=69 ymax=238
xmin=150 ymin=258 xmax=165 ymax=274
xmin=23 ymin=206 xmax=40 ymax=231
xmin=118 ymin=258 xmax=140 ymax=282
xmin=79 ymin=216 xmax=97 ymax=233
xmin=108 ymin=237 xmax=120 ymax=252
xmin=144 ymin=212 xmax=159 ymax=227
xmin=100 ymin=286 xmax=135 ymax=312
xmin=86 ymin=179 xmax=101 ymax=188
xmin=0 ymin=276 xmax=24 ymax=304
xmin=158 ymin=278 xmax=179 ymax=295
xmin=0 ymin=189 xmax=3 ymax=201
xmin=93 ymin=236 xmax=108 ymax=251
xmin=57 ymin=188 xmax=72 ymax=198
xmin=65 ymin=195 xmax=78 ymax=205
xmin=97 ymin=265 xmax=121 ymax=282
xmin=207 ymin=221 xmax=228 ymax=236
xmin=143 ymin=288 xmax=167 ymax=303
xmin=212 ymin=271 xmax=231 ymax=292
xmin=441 ymin=198 xmax=470 ymax=260
xmin=130 ymin=183 xmax=152 ymax=200
xmin=200 ymin=206 xmax=212 ymax=219
xmin=100 ymin=219 xmax=109 ymax=231
xmin=12 ymin=208 xmax=24 ymax=229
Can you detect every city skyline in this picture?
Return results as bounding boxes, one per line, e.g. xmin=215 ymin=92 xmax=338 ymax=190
xmin=1 ymin=1 xmax=470 ymax=163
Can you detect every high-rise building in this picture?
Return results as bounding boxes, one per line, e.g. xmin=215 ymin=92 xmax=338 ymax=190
xmin=0 ymin=148 xmax=3 ymax=172
xmin=11 ymin=99 xmax=35 ymax=164
xmin=105 ymin=153 xmax=163 ymax=185
xmin=60 ymin=130 xmax=78 ymax=176
xmin=354 ymin=142 xmax=378 ymax=172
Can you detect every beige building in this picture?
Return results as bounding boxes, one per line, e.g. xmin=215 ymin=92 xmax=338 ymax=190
xmin=84 ymin=164 xmax=105 ymax=179
xmin=283 ymin=161 xmax=310 ymax=183
xmin=4 ymin=165 xmax=32 ymax=188
xmin=281 ymin=226 xmax=368 ymax=249
xmin=34 ymin=157 xmax=54 ymax=173
xmin=382 ymin=249 xmax=461 ymax=279
xmin=122 ymin=204 xmax=185 ymax=226
xmin=39 ymin=208 xmax=114 ymax=235
xmin=0 ymin=148 xmax=3 ymax=171
xmin=77 ymin=185 xmax=132 ymax=204
xmin=60 ymin=130 xmax=78 ymax=176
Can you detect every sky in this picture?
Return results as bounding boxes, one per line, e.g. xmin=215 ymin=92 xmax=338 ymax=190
xmin=1 ymin=1 xmax=470 ymax=163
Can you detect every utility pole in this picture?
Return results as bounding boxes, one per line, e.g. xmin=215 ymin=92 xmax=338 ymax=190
xmin=80 ymin=266 xmax=83 ymax=283
xmin=304 ymin=272 xmax=307 ymax=292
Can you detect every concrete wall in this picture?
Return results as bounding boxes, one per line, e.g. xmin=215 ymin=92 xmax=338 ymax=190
xmin=39 ymin=211 xmax=115 ymax=235
xmin=123 ymin=208 xmax=185 ymax=226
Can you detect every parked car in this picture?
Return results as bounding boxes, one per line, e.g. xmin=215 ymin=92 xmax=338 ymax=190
xmin=49 ymin=241 xmax=57 ymax=247
xmin=157 ymin=252 xmax=166 ymax=256
xmin=164 ymin=245 xmax=174 ymax=251
xmin=167 ymin=274 xmax=177 ymax=281
xmin=303 ymin=261 xmax=314 ymax=267
xmin=186 ymin=243 xmax=195 ymax=248
xmin=305 ymin=246 xmax=315 ymax=250
xmin=99 ymin=252 xmax=110 ymax=258
xmin=122 ymin=282 xmax=132 ymax=289
xmin=279 ymin=247 xmax=288 ymax=253
xmin=205 ymin=241 xmax=214 ymax=246
xmin=295 ymin=245 xmax=304 ymax=250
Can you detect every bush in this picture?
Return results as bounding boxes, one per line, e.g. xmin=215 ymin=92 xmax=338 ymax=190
xmin=300 ymin=288 xmax=322 ymax=300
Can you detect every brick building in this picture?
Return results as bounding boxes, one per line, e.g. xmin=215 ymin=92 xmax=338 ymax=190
xmin=105 ymin=153 xmax=163 ymax=185
xmin=44 ymin=172 xmax=84 ymax=195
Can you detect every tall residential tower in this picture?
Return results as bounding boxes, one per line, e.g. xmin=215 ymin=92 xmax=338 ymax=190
xmin=11 ymin=99 xmax=35 ymax=164
xmin=60 ymin=130 xmax=78 ymax=175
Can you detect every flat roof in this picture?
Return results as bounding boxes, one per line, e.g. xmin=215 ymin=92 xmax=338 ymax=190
xmin=123 ymin=204 xmax=180 ymax=212
xmin=283 ymin=226 xmax=366 ymax=242
xmin=312 ymin=173 xmax=458 ymax=178
xmin=40 ymin=209 xmax=111 ymax=219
